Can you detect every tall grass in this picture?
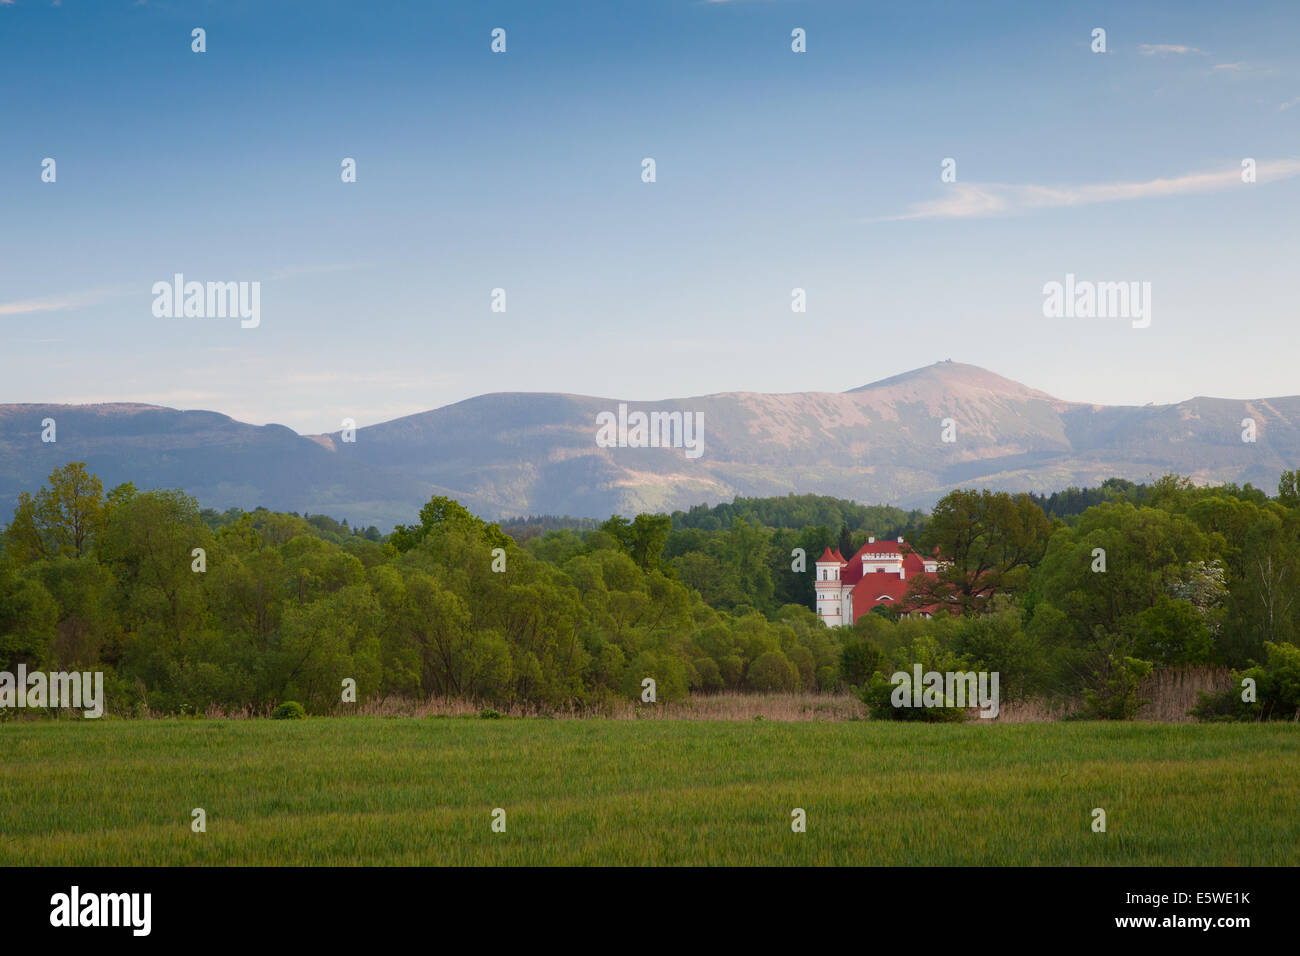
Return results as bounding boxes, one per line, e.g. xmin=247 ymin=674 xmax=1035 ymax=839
xmin=173 ymin=666 xmax=1233 ymax=723
xmin=0 ymin=719 xmax=1295 ymax=866
xmin=333 ymin=691 xmax=867 ymax=721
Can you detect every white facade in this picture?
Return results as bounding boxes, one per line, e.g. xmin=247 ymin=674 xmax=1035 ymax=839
xmin=860 ymin=537 xmax=906 ymax=578
xmin=813 ymin=553 xmax=850 ymax=626
xmin=813 ymin=536 xmax=946 ymax=627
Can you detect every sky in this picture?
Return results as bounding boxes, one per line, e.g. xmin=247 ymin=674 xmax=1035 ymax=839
xmin=2 ymin=0 xmax=1298 ymax=434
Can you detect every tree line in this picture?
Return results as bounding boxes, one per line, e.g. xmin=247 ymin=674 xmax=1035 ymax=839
xmin=1 ymin=464 xmax=1297 ymax=719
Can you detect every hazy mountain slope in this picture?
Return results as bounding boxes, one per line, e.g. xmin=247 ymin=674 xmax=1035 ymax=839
xmin=2 ymin=362 xmax=1296 ymax=527
xmin=0 ymin=403 xmax=483 ymax=529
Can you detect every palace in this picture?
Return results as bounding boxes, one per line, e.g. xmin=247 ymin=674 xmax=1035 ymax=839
xmin=813 ymin=537 xmax=944 ymax=626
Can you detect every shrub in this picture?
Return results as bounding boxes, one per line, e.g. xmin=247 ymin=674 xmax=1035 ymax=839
xmin=815 ymin=665 xmax=837 ymax=691
xmin=1080 ymin=654 xmax=1153 ymax=720
xmin=840 ymin=639 xmax=884 ymax=688
xmin=718 ymin=655 xmax=745 ymax=690
xmin=787 ymin=644 xmax=816 ymax=690
xmin=747 ymin=651 xmax=799 ymax=692
xmin=690 ymin=656 xmax=724 ymax=693
xmin=1191 ymin=641 xmax=1300 ymax=721
xmin=860 ymin=672 xmax=966 ymax=722
xmin=479 ymin=707 xmax=502 ymax=719
xmin=270 ymin=701 xmax=306 ymax=720
xmin=1190 ymin=683 xmax=1255 ymax=722
xmin=1256 ymin=641 xmax=1300 ymax=719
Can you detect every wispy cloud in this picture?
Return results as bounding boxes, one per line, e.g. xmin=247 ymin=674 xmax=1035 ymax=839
xmin=1280 ymin=97 xmax=1300 ymax=111
xmin=869 ymin=160 xmax=1300 ymax=222
xmin=1 ymin=266 xmax=363 ymax=317
xmin=0 ymin=285 xmax=127 ymax=317
xmin=1211 ymin=61 xmax=1278 ymax=76
xmin=1138 ymin=43 xmax=1206 ymax=56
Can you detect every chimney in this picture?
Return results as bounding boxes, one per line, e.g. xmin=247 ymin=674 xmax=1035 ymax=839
xmin=868 ymin=537 xmax=874 ymax=544
xmin=897 ymin=536 xmax=904 ymax=544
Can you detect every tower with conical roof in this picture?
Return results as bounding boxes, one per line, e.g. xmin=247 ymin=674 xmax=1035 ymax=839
xmin=813 ymin=537 xmax=947 ymax=626
xmin=814 ymin=546 xmax=848 ymax=626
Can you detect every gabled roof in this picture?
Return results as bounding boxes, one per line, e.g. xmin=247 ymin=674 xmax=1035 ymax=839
xmin=850 ymin=572 xmax=908 ymax=608
xmin=858 ymin=538 xmax=904 ymax=555
xmin=815 ymin=536 xmax=948 ymax=624
xmin=850 ymin=573 xmax=943 ymax=618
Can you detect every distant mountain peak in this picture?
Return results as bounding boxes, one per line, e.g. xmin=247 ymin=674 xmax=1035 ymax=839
xmin=3 ymin=363 xmax=1297 ymax=526
xmin=847 ymin=361 xmax=1062 ymax=403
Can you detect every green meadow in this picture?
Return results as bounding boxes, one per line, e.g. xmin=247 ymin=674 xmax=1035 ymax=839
xmin=0 ymin=719 xmax=1296 ymax=866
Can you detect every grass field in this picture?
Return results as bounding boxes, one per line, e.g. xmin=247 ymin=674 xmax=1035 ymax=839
xmin=1 ymin=718 xmax=1296 ymax=865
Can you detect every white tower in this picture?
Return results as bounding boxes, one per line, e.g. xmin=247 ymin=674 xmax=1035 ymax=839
xmin=814 ymin=547 xmax=845 ymax=626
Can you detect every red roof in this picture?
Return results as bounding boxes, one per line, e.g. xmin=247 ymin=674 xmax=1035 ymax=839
xmin=816 ymin=546 xmax=837 ymax=563
xmin=831 ymin=548 xmax=846 ymax=563
xmin=851 ymin=572 xmax=907 ymax=609
xmin=841 ymin=558 xmax=864 ymax=586
xmin=829 ymin=538 xmax=946 ymax=621
xmin=851 ymin=573 xmax=943 ymax=619
xmin=859 ymin=538 xmax=904 ymax=554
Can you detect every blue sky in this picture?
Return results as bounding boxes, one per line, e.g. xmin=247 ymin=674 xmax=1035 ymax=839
xmin=2 ymin=0 xmax=1298 ymax=433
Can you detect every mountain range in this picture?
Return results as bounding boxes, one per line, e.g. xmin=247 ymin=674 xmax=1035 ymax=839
xmin=2 ymin=362 xmax=1295 ymax=529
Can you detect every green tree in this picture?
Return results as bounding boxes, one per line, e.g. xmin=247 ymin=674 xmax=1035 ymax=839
xmin=628 ymin=513 xmax=672 ymax=573
xmin=747 ymin=650 xmax=799 ymax=692
xmin=0 ymin=562 xmax=58 ymax=670
xmin=389 ymin=495 xmax=508 ymax=553
xmin=839 ymin=638 xmax=884 ymax=688
xmin=99 ymin=488 xmax=212 ymax=646
xmin=1028 ymin=501 xmax=1212 ymax=714
xmin=914 ymin=489 xmax=1052 ymax=614
xmin=1278 ymin=469 xmax=1300 ymax=509
xmin=4 ymin=462 xmax=106 ymax=563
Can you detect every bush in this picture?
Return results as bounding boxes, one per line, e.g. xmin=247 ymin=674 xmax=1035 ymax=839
xmin=1080 ymin=654 xmax=1152 ymax=720
xmin=479 ymin=707 xmax=502 ymax=719
xmin=1191 ymin=641 xmax=1300 ymax=721
xmin=623 ymin=653 xmax=689 ymax=702
xmin=860 ymin=672 xmax=966 ymax=722
xmin=1190 ymin=683 xmax=1256 ymax=722
xmin=746 ymin=651 xmax=799 ymax=692
xmin=690 ymin=656 xmax=724 ymax=694
xmin=1256 ymin=641 xmax=1300 ymax=719
xmin=270 ymin=700 xmax=306 ymax=720
xmin=840 ymin=639 xmax=884 ymax=689
xmin=718 ymin=655 xmax=745 ymax=690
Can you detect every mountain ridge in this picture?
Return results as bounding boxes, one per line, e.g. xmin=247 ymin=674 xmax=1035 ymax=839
xmin=2 ymin=362 xmax=1294 ymax=528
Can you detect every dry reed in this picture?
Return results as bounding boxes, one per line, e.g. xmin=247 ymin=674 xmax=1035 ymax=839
xmin=173 ymin=667 xmax=1236 ymax=723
